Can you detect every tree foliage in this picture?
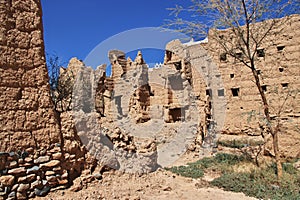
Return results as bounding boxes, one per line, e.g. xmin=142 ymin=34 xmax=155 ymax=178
xmin=167 ymin=0 xmax=299 ymax=40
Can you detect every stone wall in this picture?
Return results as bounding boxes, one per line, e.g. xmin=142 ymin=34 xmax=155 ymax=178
xmin=0 ymin=147 xmax=68 ymax=199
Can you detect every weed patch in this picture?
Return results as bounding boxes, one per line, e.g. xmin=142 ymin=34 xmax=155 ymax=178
xmin=166 ymin=153 xmax=300 ymax=199
xmin=211 ymin=164 xmax=300 ymax=199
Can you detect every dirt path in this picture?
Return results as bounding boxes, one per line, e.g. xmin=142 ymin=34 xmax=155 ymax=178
xmin=35 ymin=169 xmax=257 ymax=200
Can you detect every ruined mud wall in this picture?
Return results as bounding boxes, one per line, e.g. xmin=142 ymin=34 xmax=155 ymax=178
xmin=0 ymin=1 xmax=88 ymax=199
xmin=203 ymin=15 xmax=300 ymax=158
xmin=0 ymin=0 xmax=60 ymax=152
xmin=206 ymin=15 xmax=300 ymax=134
xmin=164 ymin=39 xmax=225 ymax=139
xmin=160 ymin=15 xmax=300 ymax=158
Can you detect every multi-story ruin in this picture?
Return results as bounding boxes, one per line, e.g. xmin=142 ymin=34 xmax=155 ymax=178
xmin=201 ymin=14 xmax=300 ymax=158
xmin=95 ymin=14 xmax=300 ymax=159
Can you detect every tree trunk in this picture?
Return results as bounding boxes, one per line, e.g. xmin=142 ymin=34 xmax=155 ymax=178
xmin=251 ymin=67 xmax=282 ymax=179
xmin=273 ymin=130 xmax=282 ymax=179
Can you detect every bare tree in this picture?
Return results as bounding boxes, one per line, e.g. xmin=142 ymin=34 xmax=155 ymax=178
xmin=46 ymin=54 xmax=73 ymax=113
xmin=166 ymin=0 xmax=299 ymax=179
xmin=47 ymin=53 xmax=61 ymax=91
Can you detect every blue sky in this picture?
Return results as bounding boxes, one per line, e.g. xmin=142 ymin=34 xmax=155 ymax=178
xmin=41 ymin=1 xmax=299 ymax=70
xmin=41 ymin=0 xmax=189 ymax=70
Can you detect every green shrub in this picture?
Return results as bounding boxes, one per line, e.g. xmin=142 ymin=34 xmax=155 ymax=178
xmin=166 ymin=153 xmax=300 ymax=199
xmin=166 ymin=165 xmax=204 ymax=178
xmin=283 ymin=163 xmax=298 ymax=175
xmin=217 ymin=140 xmax=246 ymax=149
xmin=165 ymin=153 xmax=248 ymax=178
xmin=217 ymin=139 xmax=265 ymax=149
xmin=211 ymin=164 xmax=300 ymax=199
xmin=214 ymin=153 xmax=247 ymax=165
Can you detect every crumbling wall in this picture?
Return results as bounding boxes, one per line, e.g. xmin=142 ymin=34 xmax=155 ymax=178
xmin=164 ymin=39 xmax=225 ymax=146
xmin=202 ymin=15 xmax=300 ymax=158
xmin=109 ymin=50 xmax=152 ymax=123
xmin=0 ymin=1 xmax=88 ymax=199
xmin=104 ymin=49 xmax=199 ymax=167
xmin=128 ymin=52 xmax=151 ymax=123
xmin=57 ymin=56 xmax=159 ymax=175
xmin=159 ymin=15 xmax=300 ymax=158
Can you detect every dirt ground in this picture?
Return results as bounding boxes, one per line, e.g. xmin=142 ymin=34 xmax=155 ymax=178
xmin=34 ymin=152 xmax=257 ymax=200
xmin=35 ymin=170 xmax=257 ymax=200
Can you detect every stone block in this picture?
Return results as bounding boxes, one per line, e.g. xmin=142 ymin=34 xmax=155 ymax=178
xmin=34 ymin=156 xmax=50 ymax=164
xmin=26 ymin=166 xmax=39 ymax=174
xmin=40 ymin=160 xmax=60 ymax=169
xmin=15 ymin=11 xmax=40 ymax=32
xmin=17 ymin=183 xmax=30 ymax=193
xmin=8 ymin=167 xmax=26 ymax=176
xmin=0 ymin=175 xmax=14 ymax=186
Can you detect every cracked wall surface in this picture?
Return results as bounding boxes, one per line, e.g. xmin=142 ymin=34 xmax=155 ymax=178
xmin=0 ymin=1 xmax=90 ymax=199
xmin=0 ymin=0 xmax=60 ymax=152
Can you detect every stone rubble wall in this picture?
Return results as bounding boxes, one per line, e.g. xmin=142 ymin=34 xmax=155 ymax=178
xmin=0 ymin=146 xmax=71 ymax=200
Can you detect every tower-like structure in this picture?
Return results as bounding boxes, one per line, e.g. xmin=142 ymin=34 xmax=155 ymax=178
xmin=0 ymin=0 xmax=60 ymax=151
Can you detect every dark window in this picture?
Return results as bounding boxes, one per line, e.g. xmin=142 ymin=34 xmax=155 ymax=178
xmin=16 ymin=89 xmax=22 ymax=101
xmin=169 ymin=108 xmax=184 ymax=122
xmin=218 ymin=89 xmax=225 ymax=97
xmin=277 ymin=45 xmax=285 ymax=51
xmin=281 ymin=83 xmax=288 ymax=88
xmin=279 ymin=67 xmax=284 ymax=72
xmin=220 ymin=53 xmax=227 ymax=61
xmin=206 ymin=89 xmax=212 ymax=97
xmin=257 ymin=49 xmax=265 ymax=57
xmin=174 ymin=61 xmax=182 ymax=70
xmin=262 ymin=85 xmax=267 ymax=92
xmin=165 ymin=50 xmax=172 ymax=62
xmin=231 ymin=88 xmax=240 ymax=97
xmin=230 ymin=73 xmax=235 ymax=78
xmin=257 ymin=70 xmax=261 ymax=75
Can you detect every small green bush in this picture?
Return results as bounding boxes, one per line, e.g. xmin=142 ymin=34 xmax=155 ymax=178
xmin=283 ymin=163 xmax=298 ymax=175
xmin=214 ymin=153 xmax=247 ymax=165
xmin=217 ymin=139 xmax=265 ymax=149
xmin=166 ymin=165 xmax=204 ymax=178
xmin=217 ymin=140 xmax=246 ymax=149
xmin=165 ymin=153 xmax=248 ymax=178
xmin=211 ymin=164 xmax=300 ymax=199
